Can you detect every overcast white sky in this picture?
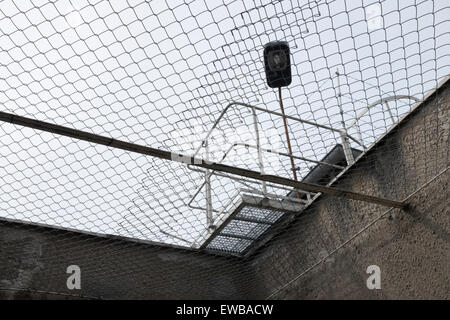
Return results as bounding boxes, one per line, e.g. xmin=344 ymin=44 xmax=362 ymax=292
xmin=0 ymin=0 xmax=449 ymax=247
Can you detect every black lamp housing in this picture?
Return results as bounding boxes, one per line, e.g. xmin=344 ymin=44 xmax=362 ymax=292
xmin=263 ymin=41 xmax=292 ymax=88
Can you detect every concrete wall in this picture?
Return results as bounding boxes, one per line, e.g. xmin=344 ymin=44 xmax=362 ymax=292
xmin=0 ymin=220 xmax=261 ymax=299
xmin=251 ymin=79 xmax=449 ymax=299
xmin=0 ymin=80 xmax=448 ymax=300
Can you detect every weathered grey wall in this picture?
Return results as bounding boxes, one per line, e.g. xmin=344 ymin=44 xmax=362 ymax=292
xmin=0 ymin=220 xmax=261 ymax=299
xmin=1 ymin=80 xmax=448 ymax=300
xmin=250 ymin=79 xmax=449 ymax=299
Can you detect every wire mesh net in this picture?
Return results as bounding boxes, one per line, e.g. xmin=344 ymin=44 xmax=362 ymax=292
xmin=0 ymin=0 xmax=449 ymax=299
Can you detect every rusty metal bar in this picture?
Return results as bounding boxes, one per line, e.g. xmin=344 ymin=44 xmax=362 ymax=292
xmin=278 ymin=87 xmax=301 ymax=200
xmin=0 ymin=111 xmax=406 ymax=209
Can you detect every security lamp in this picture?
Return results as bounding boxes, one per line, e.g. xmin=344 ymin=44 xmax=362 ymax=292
xmin=263 ymin=41 xmax=292 ymax=88
xmin=263 ymin=41 xmax=299 ymax=199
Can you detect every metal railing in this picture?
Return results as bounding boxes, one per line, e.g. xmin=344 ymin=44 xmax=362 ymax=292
xmin=187 ymin=98 xmax=414 ymax=228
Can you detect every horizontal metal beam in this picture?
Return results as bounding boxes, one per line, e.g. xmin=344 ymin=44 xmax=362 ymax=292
xmin=0 ymin=111 xmax=405 ymax=209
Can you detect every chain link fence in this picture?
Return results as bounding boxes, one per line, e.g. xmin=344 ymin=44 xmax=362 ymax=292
xmin=0 ymin=0 xmax=449 ymax=299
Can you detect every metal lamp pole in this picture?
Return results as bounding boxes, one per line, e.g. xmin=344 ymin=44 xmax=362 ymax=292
xmin=278 ymin=87 xmax=301 ymax=200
